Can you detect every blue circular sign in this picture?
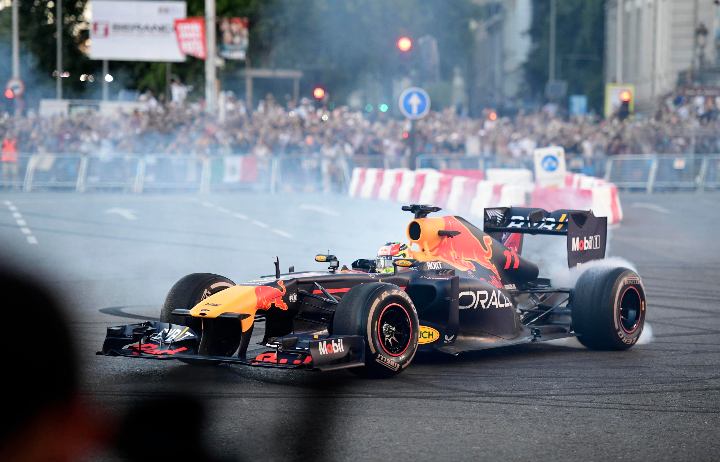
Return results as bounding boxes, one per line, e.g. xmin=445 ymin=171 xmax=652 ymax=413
xmin=398 ymin=87 xmax=430 ymax=120
xmin=541 ymin=154 xmax=559 ymax=172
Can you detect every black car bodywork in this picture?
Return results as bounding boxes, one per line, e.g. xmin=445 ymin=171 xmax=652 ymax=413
xmin=101 ymin=204 xmax=645 ymax=375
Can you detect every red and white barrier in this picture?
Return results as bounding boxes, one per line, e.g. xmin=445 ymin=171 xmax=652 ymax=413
xmin=349 ymin=168 xmax=623 ymax=224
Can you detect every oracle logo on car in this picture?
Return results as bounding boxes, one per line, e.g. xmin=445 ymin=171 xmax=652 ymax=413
xmin=318 ymin=339 xmax=344 ymax=356
xmin=459 ymin=290 xmax=512 ymax=310
xmin=571 ymin=235 xmax=601 ymax=252
xmin=418 ymin=326 xmax=440 ymax=344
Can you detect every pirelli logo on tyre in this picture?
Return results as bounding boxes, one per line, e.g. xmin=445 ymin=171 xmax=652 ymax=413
xmin=418 ymin=325 xmax=440 ymax=344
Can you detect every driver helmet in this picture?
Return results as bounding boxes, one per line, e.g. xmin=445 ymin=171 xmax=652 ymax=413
xmin=376 ymin=242 xmax=408 ymax=273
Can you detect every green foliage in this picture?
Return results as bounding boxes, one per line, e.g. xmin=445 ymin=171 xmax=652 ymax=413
xmin=524 ymin=0 xmax=605 ymax=112
xmin=1 ymin=0 xmax=483 ymax=104
xmin=17 ymin=0 xmax=97 ymax=98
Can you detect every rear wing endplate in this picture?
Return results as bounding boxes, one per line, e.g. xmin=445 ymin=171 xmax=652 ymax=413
xmin=483 ymin=207 xmax=607 ymax=267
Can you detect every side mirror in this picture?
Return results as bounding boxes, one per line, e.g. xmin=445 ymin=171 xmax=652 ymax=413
xmin=393 ymin=258 xmax=418 ymax=269
xmin=315 ymin=254 xmax=340 ymax=272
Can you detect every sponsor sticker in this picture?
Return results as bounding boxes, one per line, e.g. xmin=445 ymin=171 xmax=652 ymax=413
xmin=425 ymin=261 xmax=442 ymax=270
xmin=317 ymin=338 xmax=344 ymax=356
xmin=418 ymin=326 xmax=440 ymax=344
xmin=459 ymin=289 xmax=513 ymax=310
xmin=375 ymin=354 xmax=400 ymax=371
xmin=571 ymin=235 xmax=601 ymax=252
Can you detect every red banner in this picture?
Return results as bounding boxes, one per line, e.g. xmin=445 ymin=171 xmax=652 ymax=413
xmin=174 ymin=18 xmax=206 ymax=59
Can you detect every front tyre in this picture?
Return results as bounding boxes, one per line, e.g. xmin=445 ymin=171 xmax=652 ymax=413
xmin=333 ymin=283 xmax=419 ymax=378
xmin=571 ymin=267 xmax=646 ymax=350
xmin=160 ymin=273 xmax=240 ymax=357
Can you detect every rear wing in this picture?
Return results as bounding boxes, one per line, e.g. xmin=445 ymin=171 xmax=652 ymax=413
xmin=483 ymin=207 xmax=607 ymax=267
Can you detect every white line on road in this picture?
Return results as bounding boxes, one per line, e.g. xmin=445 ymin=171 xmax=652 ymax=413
xmin=2 ymin=201 xmax=39 ymax=245
xmin=271 ymin=229 xmax=293 ymax=239
xmin=105 ymin=208 xmax=138 ymax=221
xmin=631 ymin=202 xmax=670 ymax=214
xmin=299 ymin=203 xmax=340 ymax=217
xmin=201 ymin=200 xmax=292 ymax=238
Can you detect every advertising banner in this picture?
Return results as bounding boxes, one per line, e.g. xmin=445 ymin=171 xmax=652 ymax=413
xmin=89 ymin=1 xmax=187 ymax=62
xmin=175 ymin=17 xmax=206 ymax=59
xmin=219 ymin=17 xmax=249 ymax=60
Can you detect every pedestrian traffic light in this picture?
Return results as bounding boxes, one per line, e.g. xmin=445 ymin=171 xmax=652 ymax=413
xmin=312 ymin=87 xmax=326 ymax=101
xmin=397 ymin=36 xmax=413 ymax=53
xmin=618 ymin=90 xmax=632 ymax=121
xmin=4 ymin=88 xmax=14 ymax=99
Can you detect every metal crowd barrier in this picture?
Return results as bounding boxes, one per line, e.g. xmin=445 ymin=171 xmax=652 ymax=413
xmin=269 ymin=153 xmax=351 ymax=194
xmin=0 ymin=154 xmax=264 ymax=193
xmin=605 ymin=154 xmax=720 ymax=192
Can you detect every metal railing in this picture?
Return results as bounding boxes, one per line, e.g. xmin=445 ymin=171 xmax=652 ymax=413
xmin=0 ymin=154 xmax=264 ymax=193
xmin=605 ymin=154 xmax=720 ymax=192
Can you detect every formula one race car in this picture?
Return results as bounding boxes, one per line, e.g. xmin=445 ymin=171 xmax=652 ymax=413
xmin=100 ymin=204 xmax=647 ymax=377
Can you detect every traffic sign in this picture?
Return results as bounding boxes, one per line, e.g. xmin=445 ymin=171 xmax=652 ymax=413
xmin=5 ymin=78 xmax=25 ymax=97
xmin=398 ymin=87 xmax=430 ymax=120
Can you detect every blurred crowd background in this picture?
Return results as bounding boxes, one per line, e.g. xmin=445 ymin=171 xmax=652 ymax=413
xmin=1 ymin=89 xmax=719 ymax=170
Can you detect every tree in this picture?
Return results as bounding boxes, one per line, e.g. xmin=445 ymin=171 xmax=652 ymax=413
xmin=524 ymin=0 xmax=605 ymax=113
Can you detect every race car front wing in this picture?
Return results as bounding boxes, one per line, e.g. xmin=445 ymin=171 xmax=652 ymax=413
xmin=98 ymin=321 xmax=365 ymax=371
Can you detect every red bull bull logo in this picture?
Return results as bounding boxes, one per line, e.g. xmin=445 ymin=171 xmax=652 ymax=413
xmin=255 ymin=280 xmax=288 ymax=311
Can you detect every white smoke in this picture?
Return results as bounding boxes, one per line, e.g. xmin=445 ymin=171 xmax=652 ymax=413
xmin=521 ymin=233 xmax=652 ymax=347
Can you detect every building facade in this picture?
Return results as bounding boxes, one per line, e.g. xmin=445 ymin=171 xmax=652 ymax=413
xmin=605 ymin=0 xmax=720 ymax=110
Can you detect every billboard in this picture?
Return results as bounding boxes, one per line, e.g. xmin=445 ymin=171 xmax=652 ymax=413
xmin=219 ymin=17 xmax=249 ymax=60
xmin=89 ymin=1 xmax=187 ymax=62
xmin=175 ymin=18 xmax=206 ymax=59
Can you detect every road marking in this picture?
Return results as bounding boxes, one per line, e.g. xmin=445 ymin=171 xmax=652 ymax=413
xmin=299 ymin=203 xmax=340 ymax=217
xmin=3 ymin=201 xmax=38 ymax=245
xmin=271 ymin=229 xmax=293 ymax=239
xmin=631 ymin=202 xmax=670 ymax=214
xmin=201 ymin=200 xmax=292 ymax=238
xmin=105 ymin=208 xmax=138 ymax=220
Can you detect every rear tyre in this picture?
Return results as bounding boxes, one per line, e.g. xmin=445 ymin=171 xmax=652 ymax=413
xmin=160 ymin=273 xmax=240 ymax=357
xmin=571 ymin=267 xmax=646 ymax=350
xmin=333 ymin=282 xmax=419 ymax=378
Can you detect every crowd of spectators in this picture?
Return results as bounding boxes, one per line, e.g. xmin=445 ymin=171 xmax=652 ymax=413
xmin=1 ymin=89 xmax=719 ymax=170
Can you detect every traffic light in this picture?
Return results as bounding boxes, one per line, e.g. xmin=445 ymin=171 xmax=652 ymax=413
xmin=397 ymin=36 xmax=413 ymax=53
xmin=618 ymin=90 xmax=632 ymax=121
xmin=4 ymin=88 xmax=14 ymax=99
xmin=312 ymin=86 xmax=326 ymax=101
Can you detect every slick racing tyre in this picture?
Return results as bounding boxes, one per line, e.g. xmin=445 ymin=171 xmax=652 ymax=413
xmin=160 ymin=273 xmax=241 ymax=357
xmin=571 ymin=267 xmax=646 ymax=350
xmin=333 ymin=282 xmax=419 ymax=378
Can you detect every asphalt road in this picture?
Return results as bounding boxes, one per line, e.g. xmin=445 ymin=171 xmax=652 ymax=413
xmin=1 ymin=191 xmax=718 ymax=461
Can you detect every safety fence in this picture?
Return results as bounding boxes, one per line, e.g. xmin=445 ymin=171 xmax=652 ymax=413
xmin=415 ymin=154 xmax=608 ymax=178
xmin=0 ymin=154 xmax=262 ymax=193
xmin=605 ymin=154 xmax=720 ymax=192
xmin=349 ymin=167 xmax=623 ymax=225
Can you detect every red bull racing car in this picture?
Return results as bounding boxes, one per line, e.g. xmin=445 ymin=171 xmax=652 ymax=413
xmin=100 ymin=204 xmax=647 ymax=377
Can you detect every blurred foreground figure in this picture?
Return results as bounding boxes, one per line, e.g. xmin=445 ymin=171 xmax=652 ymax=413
xmin=0 ymin=268 xmax=107 ymax=461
